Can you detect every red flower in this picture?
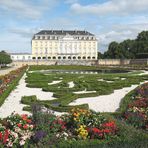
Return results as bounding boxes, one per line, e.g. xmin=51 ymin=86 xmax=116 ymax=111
xmin=17 ymin=123 xmax=22 ymax=128
xmin=3 ymin=129 xmax=9 ymax=144
xmin=21 ymin=114 xmax=28 ymax=120
xmin=61 ymin=125 xmax=66 ymax=130
xmin=103 ymin=129 xmax=111 ymax=133
xmin=0 ymin=132 xmax=2 ymax=140
xmin=102 ymin=121 xmax=116 ymax=128
xmin=23 ymin=124 xmax=28 ymax=129
xmin=92 ymin=127 xmax=102 ymax=133
xmin=26 ymin=119 xmax=31 ymax=123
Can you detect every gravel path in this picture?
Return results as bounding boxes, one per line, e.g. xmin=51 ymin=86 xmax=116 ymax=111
xmin=0 ymin=73 xmax=56 ymax=118
xmin=69 ymin=81 xmax=148 ymax=112
xmin=0 ymin=66 xmax=20 ymax=76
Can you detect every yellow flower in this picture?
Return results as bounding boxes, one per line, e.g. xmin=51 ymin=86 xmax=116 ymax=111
xmin=77 ymin=125 xmax=88 ymax=139
xmin=74 ymin=118 xmax=77 ymax=121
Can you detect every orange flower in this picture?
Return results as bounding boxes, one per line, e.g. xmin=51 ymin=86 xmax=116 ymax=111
xmin=73 ymin=113 xmax=78 ymax=117
xmin=21 ymin=114 xmax=28 ymax=121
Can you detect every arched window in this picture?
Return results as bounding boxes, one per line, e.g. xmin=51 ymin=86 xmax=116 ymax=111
xmin=68 ymin=56 xmax=71 ymax=59
xmin=92 ymin=57 xmax=95 ymax=59
xmin=78 ymin=56 xmax=81 ymax=59
xmin=58 ymin=56 xmax=61 ymax=59
xmin=83 ymin=56 xmax=86 ymax=59
xmin=87 ymin=56 xmax=91 ymax=59
xmin=43 ymin=57 xmax=46 ymax=59
xmin=53 ymin=56 xmax=56 ymax=59
xmin=63 ymin=56 xmax=66 ymax=60
xmin=38 ymin=57 xmax=41 ymax=59
xmin=32 ymin=57 xmax=36 ymax=59
xmin=48 ymin=57 xmax=51 ymax=59
xmin=73 ymin=56 xmax=76 ymax=59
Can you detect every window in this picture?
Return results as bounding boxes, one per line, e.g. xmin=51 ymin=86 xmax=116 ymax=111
xmin=83 ymin=56 xmax=86 ymax=59
xmin=63 ymin=56 xmax=66 ymax=59
xmin=32 ymin=57 xmax=36 ymax=59
xmin=53 ymin=56 xmax=56 ymax=59
xmin=43 ymin=57 xmax=46 ymax=59
xmin=68 ymin=56 xmax=71 ymax=59
xmin=78 ymin=56 xmax=81 ymax=59
xmin=92 ymin=57 xmax=95 ymax=59
xmin=87 ymin=56 xmax=91 ymax=59
xmin=48 ymin=57 xmax=51 ymax=59
xmin=58 ymin=56 xmax=61 ymax=59
xmin=73 ymin=56 xmax=76 ymax=59
xmin=38 ymin=57 xmax=41 ymax=59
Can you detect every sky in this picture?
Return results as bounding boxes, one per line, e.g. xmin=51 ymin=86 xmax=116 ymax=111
xmin=0 ymin=0 xmax=148 ymax=53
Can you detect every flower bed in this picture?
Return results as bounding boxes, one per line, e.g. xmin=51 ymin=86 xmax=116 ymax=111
xmin=0 ymin=66 xmax=27 ymax=106
xmin=122 ymin=82 xmax=148 ymax=130
xmin=0 ymin=66 xmax=26 ymax=95
xmin=32 ymin=107 xmax=118 ymax=146
xmin=0 ymin=113 xmax=34 ymax=147
xmin=0 ymin=108 xmax=118 ymax=147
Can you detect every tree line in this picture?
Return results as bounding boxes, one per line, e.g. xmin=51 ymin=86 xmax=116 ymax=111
xmin=98 ymin=31 xmax=148 ymax=59
xmin=0 ymin=51 xmax=12 ymax=67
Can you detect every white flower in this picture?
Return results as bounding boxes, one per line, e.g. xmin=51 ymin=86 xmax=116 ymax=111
xmin=11 ymin=131 xmax=18 ymax=138
xmin=7 ymin=141 xmax=13 ymax=147
xmin=62 ymin=132 xmax=69 ymax=137
xmin=56 ymin=133 xmax=60 ymax=138
xmin=19 ymin=140 xmax=25 ymax=146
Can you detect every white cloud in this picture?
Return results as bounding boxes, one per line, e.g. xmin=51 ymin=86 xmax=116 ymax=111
xmin=71 ymin=0 xmax=148 ymax=16
xmin=0 ymin=0 xmax=58 ymax=19
xmin=97 ymin=21 xmax=148 ymax=52
xmin=8 ymin=28 xmax=38 ymax=38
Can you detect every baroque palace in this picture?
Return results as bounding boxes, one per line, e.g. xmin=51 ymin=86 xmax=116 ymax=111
xmin=11 ymin=30 xmax=98 ymax=61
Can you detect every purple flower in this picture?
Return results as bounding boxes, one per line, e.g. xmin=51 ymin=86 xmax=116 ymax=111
xmin=34 ymin=130 xmax=47 ymax=141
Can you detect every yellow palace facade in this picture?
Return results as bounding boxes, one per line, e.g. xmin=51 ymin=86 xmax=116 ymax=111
xmin=31 ymin=30 xmax=98 ymax=60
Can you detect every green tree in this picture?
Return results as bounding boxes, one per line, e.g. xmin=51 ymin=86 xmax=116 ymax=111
xmin=97 ymin=52 xmax=103 ymax=59
xmin=103 ymin=41 xmax=124 ymax=59
xmin=103 ymin=30 xmax=148 ymax=59
xmin=0 ymin=51 xmax=12 ymax=67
